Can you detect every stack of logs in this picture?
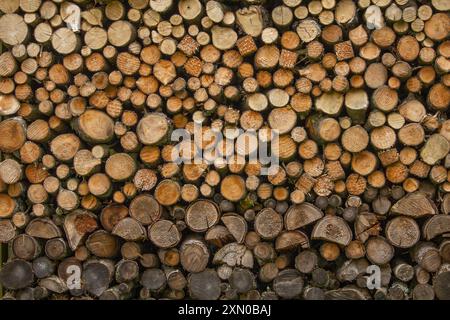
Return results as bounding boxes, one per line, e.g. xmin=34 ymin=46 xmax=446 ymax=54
xmin=0 ymin=0 xmax=449 ymax=300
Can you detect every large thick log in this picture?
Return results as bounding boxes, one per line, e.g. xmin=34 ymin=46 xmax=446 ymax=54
xmin=0 ymin=260 xmax=34 ymax=290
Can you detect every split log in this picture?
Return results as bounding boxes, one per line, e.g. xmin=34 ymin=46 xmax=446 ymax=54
xmin=86 ymin=230 xmax=120 ymax=258
xmin=284 ymin=203 xmax=323 ymax=230
xmin=26 ymin=218 xmax=62 ymax=239
xmin=63 ymin=210 xmax=98 ymax=250
xmin=185 ymin=199 xmax=220 ymax=232
xmin=276 ymin=230 xmax=309 ymax=251
xmin=273 ymin=269 xmax=304 ymax=299
xmin=0 ymin=260 xmax=34 ymax=290
xmin=73 ymin=110 xmax=114 ymax=144
xmin=236 ymin=6 xmax=265 ymax=37
xmin=205 ymin=225 xmax=234 ymax=248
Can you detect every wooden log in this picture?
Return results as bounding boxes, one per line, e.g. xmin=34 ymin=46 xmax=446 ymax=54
xmin=220 ymin=175 xmax=246 ymax=202
xmin=385 ymin=216 xmax=420 ymax=248
xmin=179 ymin=0 xmax=202 ymax=22
xmin=295 ymin=249 xmax=318 ymax=274
xmin=136 ymin=112 xmax=170 ymax=145
xmin=312 ymin=215 xmax=352 ymax=246
xmin=26 ymin=218 xmax=61 ymax=240
xmin=0 ymin=259 xmax=33 ymax=290
xmin=185 ymin=199 xmax=220 ymax=232
xmin=0 ymin=14 xmax=29 ymax=46
xmin=108 ymin=20 xmax=136 ymax=47
xmin=188 ymin=269 xmax=221 ymax=300
xmin=32 ymin=256 xmax=55 ymax=279
xmin=230 ymin=268 xmax=255 ymax=293
xmin=220 ymin=213 xmax=247 ymax=244
xmin=306 ymin=115 xmax=340 ymax=143
xmin=0 ymin=117 xmax=26 ymax=153
xmin=213 ymin=243 xmax=253 ymax=269
xmin=275 ymin=230 xmax=309 ymax=251
xmin=99 ymin=205 xmax=128 ymax=234
xmin=149 ymin=219 xmax=181 ymax=249
xmin=423 ymin=215 xmax=450 ymax=241
xmin=211 ymin=26 xmax=237 ymax=51
xmin=366 ymin=236 xmax=394 ymax=265
xmin=52 ymin=28 xmax=80 ymax=55
xmin=341 ymin=125 xmax=369 ymax=153
xmin=335 ymin=0 xmax=356 ymax=25
xmin=180 ymin=237 xmax=209 ymax=273
xmin=105 ymin=153 xmax=136 ymax=181
xmin=0 ymin=0 xmax=447 ymax=301
xmin=424 ymin=13 xmax=449 ymax=41
xmin=82 ymin=260 xmax=114 ymax=297
xmin=273 ymin=269 xmax=304 ymax=299
xmin=364 ymin=63 xmax=387 ymax=89
xmin=420 ymin=134 xmax=449 ymax=165
xmin=128 ymin=193 xmax=161 ymax=226
xmin=296 ymin=19 xmax=321 ymax=43
xmin=86 ymin=230 xmax=120 ymax=258
xmin=154 ymin=179 xmax=181 ymax=206
xmin=284 ymin=203 xmax=323 ymax=230
xmin=391 ymin=192 xmax=437 ymax=218
xmin=63 ymin=210 xmax=98 ymax=250
xmin=412 ymin=242 xmax=442 ymax=273
xmin=345 ymin=89 xmax=368 ymax=124
xmin=112 ymin=217 xmax=146 ymax=242
xmin=45 ymin=238 xmax=69 ymax=260
xmin=0 ymin=0 xmax=20 ymax=13
xmin=0 ymin=218 xmax=17 ymax=243
xmin=254 ymin=208 xmax=283 ymax=240
xmin=236 ymin=6 xmax=265 ymax=37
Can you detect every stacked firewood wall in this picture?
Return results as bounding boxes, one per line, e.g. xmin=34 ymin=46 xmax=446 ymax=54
xmin=0 ymin=0 xmax=449 ymax=300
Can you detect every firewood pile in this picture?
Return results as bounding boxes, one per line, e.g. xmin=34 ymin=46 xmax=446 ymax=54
xmin=0 ymin=0 xmax=449 ymax=300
